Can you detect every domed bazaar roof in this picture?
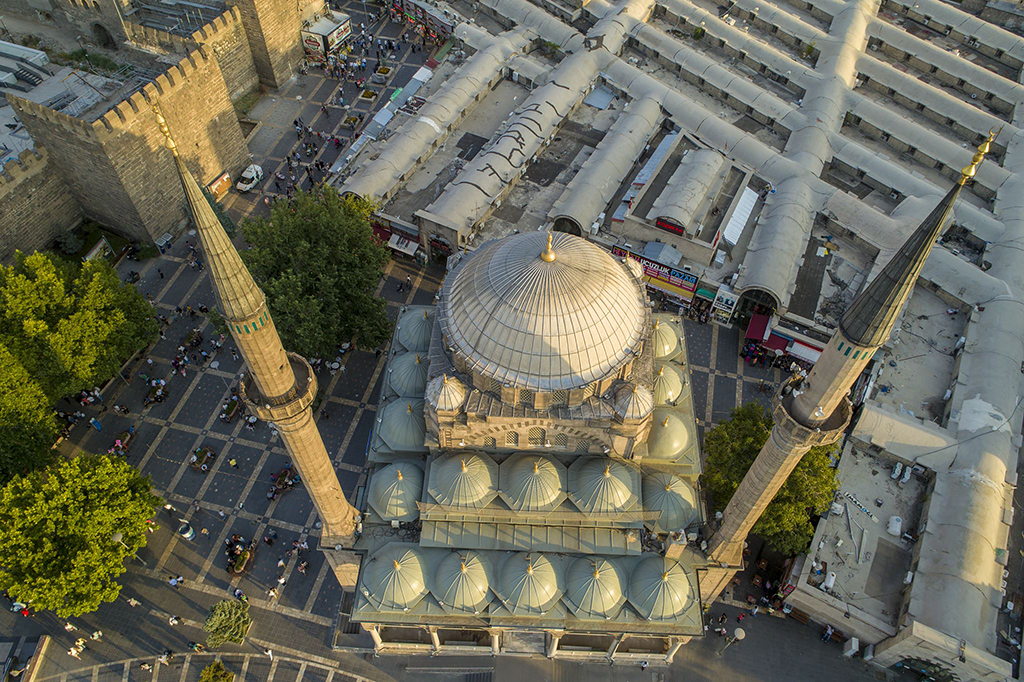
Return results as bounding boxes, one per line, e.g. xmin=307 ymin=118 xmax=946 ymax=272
xmin=425 ymin=373 xmax=466 ymax=412
xmin=628 ymin=554 xmax=693 ymax=621
xmin=565 ymin=557 xmax=626 ymax=619
xmin=377 ymin=400 xmax=426 ymax=452
xmin=651 ymin=318 xmax=682 ymax=360
xmin=397 ymin=308 xmax=434 ymax=352
xmin=613 ymin=382 xmax=655 ymax=420
xmin=362 ymin=545 xmax=429 ymax=611
xmin=642 ymin=472 xmax=698 ymax=533
xmin=368 ymin=462 xmax=424 ymax=522
xmin=431 ymin=551 xmax=492 ymax=614
xmin=503 ymin=454 xmax=565 ymax=512
xmin=389 ymin=352 xmax=429 ymax=397
xmin=429 ymin=452 xmax=497 ymax=507
xmin=439 ymin=231 xmax=648 ymax=392
xmin=570 ymin=458 xmax=637 ymax=513
xmin=652 ymin=363 xmax=685 ymax=405
xmin=499 ymin=553 xmax=562 ymax=615
xmin=646 ymin=408 xmax=692 ymax=460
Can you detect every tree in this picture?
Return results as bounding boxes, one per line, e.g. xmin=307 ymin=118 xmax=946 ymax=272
xmin=240 ymin=188 xmax=392 ymax=358
xmin=0 ymin=454 xmax=161 ymax=617
xmin=0 ymin=345 xmax=58 ymax=483
xmin=199 ymin=661 xmax=235 ymax=682
xmin=204 ymin=599 xmax=252 ymax=648
xmin=703 ymin=402 xmax=839 ymax=557
xmin=0 ymin=252 xmax=158 ymax=402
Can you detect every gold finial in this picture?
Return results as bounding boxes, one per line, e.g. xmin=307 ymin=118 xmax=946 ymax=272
xmin=960 ymin=128 xmax=999 ymax=185
xmin=658 ymin=365 xmax=665 ymax=376
xmin=654 ymin=319 xmax=661 ymax=330
xmin=540 ymin=233 xmax=556 ymax=262
xmin=415 ymin=353 xmax=421 ymax=364
xmin=396 ymin=469 xmax=404 ymax=481
xmin=665 ymin=483 xmax=672 ymax=492
xmin=662 ymin=417 xmax=670 ymax=428
xmin=460 ymin=562 xmax=468 ymax=574
xmin=153 ymin=106 xmax=178 ymax=158
xmin=423 ymin=310 xmax=429 ymax=319
xmin=593 ymin=567 xmax=601 ymax=579
xmin=393 ymin=559 xmax=401 ymax=570
xmin=533 ymin=460 xmax=540 ymax=474
xmin=460 ymin=459 xmax=468 ymax=473
xmin=661 ymin=571 xmax=669 ymax=581
xmin=442 ymin=373 xmax=449 ymax=385
xmin=407 ymin=403 xmax=413 ymax=414
xmin=632 ymin=384 xmax=638 ymax=394
xmin=603 ymin=464 xmax=612 ymax=478
xmin=526 ymin=563 xmax=534 ymax=575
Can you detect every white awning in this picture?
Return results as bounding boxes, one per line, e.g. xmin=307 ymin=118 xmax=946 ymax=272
xmin=787 ymin=342 xmax=821 ymax=364
xmin=388 ymin=233 xmax=419 ymax=256
xmin=723 ymin=187 xmax=759 ymax=245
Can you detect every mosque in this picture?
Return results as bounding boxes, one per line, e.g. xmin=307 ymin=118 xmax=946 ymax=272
xmin=351 ymin=230 xmax=707 ymax=661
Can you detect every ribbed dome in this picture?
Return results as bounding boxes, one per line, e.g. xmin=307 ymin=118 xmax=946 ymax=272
xmin=647 ymin=408 xmax=691 ymax=460
xmin=613 ymin=383 xmax=655 ymax=420
xmin=429 ymin=452 xmax=497 ymax=507
xmin=377 ymin=400 xmax=426 ymax=452
xmin=368 ymin=462 xmax=424 ymax=521
xmin=397 ymin=308 xmax=434 ymax=351
xmin=431 ymin=551 xmax=492 ymax=614
xmin=499 ymin=553 xmax=561 ymax=615
xmin=565 ymin=557 xmax=626 ymax=619
xmin=623 ymin=257 xmax=644 ymax=281
xmin=362 ymin=545 xmax=428 ymax=611
xmin=503 ymin=455 xmax=564 ymax=512
xmin=425 ymin=373 xmax=466 ymax=412
xmin=653 ymin=363 xmax=685 ymax=405
xmin=439 ymin=231 xmax=647 ymax=392
xmin=642 ymin=472 xmax=698 ymax=533
xmin=651 ymin=318 xmax=682 ymax=359
xmin=571 ymin=458 xmax=637 ymax=513
xmin=628 ymin=555 xmax=693 ymax=621
xmin=389 ymin=352 xmax=429 ymax=397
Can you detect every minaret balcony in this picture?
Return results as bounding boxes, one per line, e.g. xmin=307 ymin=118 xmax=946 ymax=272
xmin=240 ymin=352 xmax=318 ymax=423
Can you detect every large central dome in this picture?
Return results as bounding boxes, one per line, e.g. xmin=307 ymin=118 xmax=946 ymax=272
xmin=439 ymin=231 xmax=648 ymax=392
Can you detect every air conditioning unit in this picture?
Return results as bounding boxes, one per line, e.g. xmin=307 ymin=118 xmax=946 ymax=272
xmin=889 ymin=191 xmax=900 ymax=200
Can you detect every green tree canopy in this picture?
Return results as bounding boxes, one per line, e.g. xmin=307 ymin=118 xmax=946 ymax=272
xmin=0 ymin=454 xmax=161 ymax=617
xmin=0 ymin=345 xmax=58 ymax=482
xmin=204 ymin=599 xmax=252 ymax=648
xmin=0 ymin=252 xmax=158 ymax=402
xmin=240 ymin=188 xmax=392 ymax=358
xmin=198 ymin=661 xmax=235 ymax=682
xmin=703 ymin=402 xmax=839 ymax=557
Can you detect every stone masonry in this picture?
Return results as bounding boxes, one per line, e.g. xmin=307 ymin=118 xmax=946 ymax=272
xmin=0 ymin=147 xmax=83 ymax=262
xmin=227 ymin=0 xmax=304 ymax=88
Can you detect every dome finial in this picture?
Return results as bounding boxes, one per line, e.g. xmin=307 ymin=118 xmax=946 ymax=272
xmin=442 ymin=373 xmax=449 ymax=385
xmin=153 ymin=106 xmax=179 ymax=158
xmin=960 ymin=128 xmax=999 ymax=185
xmin=662 ymin=417 xmax=670 ymax=428
xmin=541 ymin=233 xmax=556 ymax=262
xmin=396 ymin=469 xmax=404 ymax=481
xmin=460 ymin=458 xmax=468 ymax=473
xmin=394 ymin=559 xmax=402 ymax=570
xmin=407 ymin=403 xmax=413 ymax=414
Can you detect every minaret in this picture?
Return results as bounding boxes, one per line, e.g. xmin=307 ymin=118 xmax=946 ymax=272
xmin=698 ymin=132 xmax=995 ymax=603
xmin=155 ymin=109 xmax=362 ymax=588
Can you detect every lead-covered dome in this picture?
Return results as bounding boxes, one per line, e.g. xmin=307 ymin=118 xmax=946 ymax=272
xmin=361 ymin=544 xmax=429 ymax=611
xmin=499 ymin=553 xmax=562 ymax=615
xmin=613 ymin=383 xmax=655 ymax=421
xmin=628 ymin=555 xmax=693 ymax=621
xmin=389 ymin=352 xmax=428 ymax=397
xmin=377 ymin=400 xmax=426 ymax=452
xmin=368 ymin=462 xmax=424 ymax=521
xmin=653 ymin=363 xmax=685 ymax=405
xmin=647 ymin=408 xmax=692 ymax=460
xmin=565 ymin=557 xmax=626 ymax=619
xmin=425 ymin=373 xmax=466 ymax=412
xmin=570 ymin=458 xmax=637 ymax=513
xmin=501 ymin=454 xmax=565 ymax=512
xmin=642 ymin=472 xmax=698 ymax=533
xmin=439 ymin=231 xmax=648 ymax=392
xmin=432 ymin=551 xmax=492 ymax=614
xmin=397 ymin=308 xmax=434 ymax=351
xmin=429 ymin=452 xmax=498 ymax=508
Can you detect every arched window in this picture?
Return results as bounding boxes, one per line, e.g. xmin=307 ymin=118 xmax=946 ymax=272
xmin=505 ymin=432 xmax=519 ymax=447
xmin=483 ymin=436 xmax=496 ymax=448
xmin=528 ymin=427 xmax=545 ymax=446
xmin=518 ymin=389 xmax=534 ymax=407
xmin=575 ymin=439 xmax=590 ymax=453
xmin=552 ymin=389 xmax=568 ymax=406
xmin=552 ymin=433 xmax=568 ymax=448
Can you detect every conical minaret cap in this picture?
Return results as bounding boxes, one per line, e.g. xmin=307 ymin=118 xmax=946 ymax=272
xmin=154 ymin=108 xmax=265 ymax=322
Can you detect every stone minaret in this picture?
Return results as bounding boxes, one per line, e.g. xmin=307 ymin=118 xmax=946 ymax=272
xmin=698 ymin=133 xmax=995 ymax=603
xmin=156 ymin=110 xmax=362 ymax=588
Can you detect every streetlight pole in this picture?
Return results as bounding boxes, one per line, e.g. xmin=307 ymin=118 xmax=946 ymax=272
xmin=718 ymin=627 xmax=745 ymax=655
xmin=112 ymin=531 xmax=148 ymax=567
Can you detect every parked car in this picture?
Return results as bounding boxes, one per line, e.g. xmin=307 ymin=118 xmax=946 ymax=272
xmin=235 ymin=164 xmax=263 ymax=192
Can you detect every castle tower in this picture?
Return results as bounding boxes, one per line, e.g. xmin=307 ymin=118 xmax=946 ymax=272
xmin=698 ymin=133 xmax=996 ymax=603
xmin=155 ymin=109 xmax=362 ymax=588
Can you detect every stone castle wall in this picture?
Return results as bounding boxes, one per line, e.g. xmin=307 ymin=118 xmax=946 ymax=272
xmin=227 ymin=0 xmax=302 ymax=87
xmin=0 ymin=147 xmax=83 ymax=262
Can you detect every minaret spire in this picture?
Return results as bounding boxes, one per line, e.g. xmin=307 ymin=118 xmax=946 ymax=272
xmin=156 ymin=108 xmax=361 ymax=587
xmin=696 ymin=132 xmax=996 ymax=605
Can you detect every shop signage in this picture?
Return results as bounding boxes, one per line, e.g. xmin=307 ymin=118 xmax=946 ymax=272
xmin=612 ymin=246 xmax=698 ymax=291
xmin=654 ymin=217 xmax=686 ymax=236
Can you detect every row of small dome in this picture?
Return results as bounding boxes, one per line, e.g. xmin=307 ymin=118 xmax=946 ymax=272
xmin=368 ymin=456 xmax=698 ymax=533
xmin=360 ymin=544 xmax=695 ymax=622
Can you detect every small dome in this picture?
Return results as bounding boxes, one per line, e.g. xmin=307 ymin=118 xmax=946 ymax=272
xmin=377 ymin=400 xmax=426 ymax=452
xmin=653 ymin=363 xmax=685 ymax=405
xmin=368 ymin=462 xmax=424 ymax=521
xmin=571 ymin=458 xmax=637 ymax=513
xmin=431 ymin=551 xmax=492 ymax=614
xmin=613 ymin=383 xmax=654 ymax=420
xmin=390 ymin=352 xmax=429 ymax=397
xmin=429 ymin=452 xmax=497 ymax=507
xmin=425 ymin=373 xmax=466 ymax=412
xmin=499 ymin=553 xmax=561 ymax=615
xmin=651 ymin=318 xmax=681 ymax=359
xmin=642 ymin=472 xmax=698 ymax=533
xmin=565 ymin=557 xmax=626 ymax=619
xmin=646 ymin=408 xmax=691 ymax=460
xmin=398 ymin=308 xmax=434 ymax=351
xmin=503 ymin=455 xmax=564 ymax=511
xmin=362 ymin=545 xmax=428 ymax=611
xmin=628 ymin=554 xmax=692 ymax=621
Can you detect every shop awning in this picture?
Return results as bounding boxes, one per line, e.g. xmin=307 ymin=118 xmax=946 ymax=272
xmin=643 ymin=275 xmax=694 ymax=302
xmin=388 ymin=233 xmax=419 ymax=256
xmin=696 ymin=288 xmax=716 ymax=301
xmin=764 ymin=333 xmax=788 ymax=351
xmin=788 ymin=342 xmax=822 ymax=364
xmin=745 ymin=313 xmax=770 ymax=341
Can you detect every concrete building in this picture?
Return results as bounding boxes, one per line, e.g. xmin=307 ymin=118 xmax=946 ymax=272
xmin=353 ymin=230 xmax=706 ymax=661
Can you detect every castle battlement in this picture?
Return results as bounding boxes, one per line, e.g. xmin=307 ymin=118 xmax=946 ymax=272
xmin=7 ymin=96 xmax=97 ymax=136
xmin=0 ymin=147 xmax=50 ymax=191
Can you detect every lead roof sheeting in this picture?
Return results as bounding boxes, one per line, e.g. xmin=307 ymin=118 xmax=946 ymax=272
xmin=723 ymin=186 xmax=759 ymax=245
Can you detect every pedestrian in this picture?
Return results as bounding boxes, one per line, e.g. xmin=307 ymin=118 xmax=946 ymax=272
xmin=406 ymin=275 xmax=411 ymax=290
xmin=90 ymin=631 xmax=103 ymax=641
xmin=169 ymin=576 xmax=180 ymax=589
xmin=750 ymin=605 xmax=759 ymax=618
xmin=277 ymin=576 xmax=286 ymax=585
xmin=822 ymin=625 xmax=834 ymax=641
xmin=140 ymin=663 xmax=152 ymax=671
xmin=264 ymin=648 xmax=273 ymax=660
xmin=64 ymin=622 xmax=77 ymax=631
xmin=229 ymin=458 xmax=238 ymax=468
xmin=268 ymin=587 xmax=278 ymax=599
xmin=718 ymin=613 xmax=727 ymax=625
xmin=231 ymin=349 xmax=239 ymax=361
xmin=298 ymin=561 xmax=308 ymax=574
xmin=218 ymin=510 xmax=226 ymax=518
xmin=68 ymin=648 xmax=81 ymax=659
xmin=640 ymin=660 xmax=649 ymax=671
xmin=126 ymin=597 xmax=141 ymax=607
xmin=278 ymin=558 xmax=286 ymax=568
xmin=158 ymin=268 xmax=164 ymax=279
xmin=194 ymin=501 xmax=200 ymax=513
xmin=736 ymin=613 xmax=745 ymax=623
xmin=168 ymin=615 xmax=180 ymax=626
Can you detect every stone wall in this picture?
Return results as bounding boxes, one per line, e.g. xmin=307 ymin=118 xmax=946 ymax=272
xmin=227 ymin=0 xmax=302 ymax=87
xmin=10 ymin=46 xmax=248 ymax=243
xmin=0 ymin=147 xmax=83 ymax=262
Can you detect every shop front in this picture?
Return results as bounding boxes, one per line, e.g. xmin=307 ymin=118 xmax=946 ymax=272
xmin=372 ymin=214 xmax=423 ymax=261
xmin=611 ymin=246 xmax=698 ymax=307
xmin=302 ymin=13 xmax=352 ymax=63
xmin=390 ymin=0 xmax=461 ymax=42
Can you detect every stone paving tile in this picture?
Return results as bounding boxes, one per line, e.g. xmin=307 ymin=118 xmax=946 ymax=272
xmin=715 ymin=325 xmax=740 ymax=368
xmin=712 ymin=374 xmax=738 ymax=422
xmin=344 ymin=411 xmax=377 ymax=466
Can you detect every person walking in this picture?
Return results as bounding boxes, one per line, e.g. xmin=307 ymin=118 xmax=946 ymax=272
xmin=263 ymin=648 xmax=273 ymax=660
xmin=229 ymin=458 xmax=238 ymax=468
xmin=158 ymin=268 xmax=164 ymax=279
xmin=168 ymin=615 xmax=180 ymax=626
